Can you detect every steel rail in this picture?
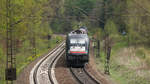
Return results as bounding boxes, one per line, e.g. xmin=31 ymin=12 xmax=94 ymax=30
xmin=30 ymin=42 xmax=65 ymax=84
xmin=83 ymin=67 xmax=100 ymax=84
xmin=48 ymin=48 xmax=65 ymax=84
xmin=69 ymin=67 xmax=100 ymax=84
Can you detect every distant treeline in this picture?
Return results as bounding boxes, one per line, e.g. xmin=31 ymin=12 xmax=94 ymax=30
xmin=0 ymin=0 xmax=150 ymax=48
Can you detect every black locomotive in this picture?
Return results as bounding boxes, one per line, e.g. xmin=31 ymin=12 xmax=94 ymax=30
xmin=66 ymin=27 xmax=90 ymax=67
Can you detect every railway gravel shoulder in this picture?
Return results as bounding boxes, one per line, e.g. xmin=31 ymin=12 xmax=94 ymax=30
xmin=55 ymin=54 xmax=77 ymax=84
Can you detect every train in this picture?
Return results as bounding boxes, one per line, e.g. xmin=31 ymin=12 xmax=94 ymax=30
xmin=66 ymin=27 xmax=90 ymax=67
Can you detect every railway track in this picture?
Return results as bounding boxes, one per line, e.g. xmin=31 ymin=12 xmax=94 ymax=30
xmin=29 ymin=41 xmax=101 ymax=84
xmin=30 ymin=42 xmax=65 ymax=84
xmin=70 ymin=66 xmax=100 ymax=84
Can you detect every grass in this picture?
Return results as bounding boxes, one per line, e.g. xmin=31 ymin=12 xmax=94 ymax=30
xmin=136 ymin=47 xmax=150 ymax=66
xmin=0 ymin=35 xmax=63 ymax=84
xmin=95 ymin=37 xmax=150 ymax=84
xmin=136 ymin=48 xmax=146 ymax=59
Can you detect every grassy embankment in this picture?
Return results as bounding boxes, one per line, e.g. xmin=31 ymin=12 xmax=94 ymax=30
xmin=95 ymin=36 xmax=150 ymax=84
xmin=0 ymin=36 xmax=63 ymax=84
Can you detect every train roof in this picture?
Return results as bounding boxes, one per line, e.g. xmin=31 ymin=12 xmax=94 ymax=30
xmin=67 ymin=26 xmax=88 ymax=39
xmin=79 ymin=26 xmax=87 ymax=31
xmin=70 ymin=28 xmax=87 ymax=34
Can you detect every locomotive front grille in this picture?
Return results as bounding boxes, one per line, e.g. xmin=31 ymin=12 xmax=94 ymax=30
xmin=67 ymin=55 xmax=88 ymax=62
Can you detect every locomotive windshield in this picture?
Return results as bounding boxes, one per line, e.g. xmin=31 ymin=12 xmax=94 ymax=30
xmin=70 ymin=39 xmax=86 ymax=46
xmin=69 ymin=38 xmax=86 ymax=52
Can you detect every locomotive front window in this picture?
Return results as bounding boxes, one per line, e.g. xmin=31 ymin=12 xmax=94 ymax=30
xmin=69 ymin=38 xmax=87 ymax=52
xmin=70 ymin=39 xmax=86 ymax=47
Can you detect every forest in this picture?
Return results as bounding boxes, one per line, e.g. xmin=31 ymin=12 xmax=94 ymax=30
xmin=0 ymin=0 xmax=150 ymax=84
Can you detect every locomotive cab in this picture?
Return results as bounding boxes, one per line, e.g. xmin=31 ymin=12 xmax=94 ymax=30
xmin=66 ymin=34 xmax=89 ymax=67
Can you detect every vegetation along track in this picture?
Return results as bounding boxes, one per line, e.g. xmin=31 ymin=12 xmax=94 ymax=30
xmin=70 ymin=66 xmax=100 ymax=84
xmin=30 ymin=42 xmax=65 ymax=84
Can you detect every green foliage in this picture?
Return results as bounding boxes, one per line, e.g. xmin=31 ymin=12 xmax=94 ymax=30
xmin=125 ymin=0 xmax=150 ymax=46
xmin=0 ymin=0 xmax=64 ymax=83
xmin=65 ymin=0 xmax=93 ymax=13
xmin=65 ymin=0 xmax=94 ymax=21
xmin=0 ymin=46 xmax=3 ymax=60
xmin=105 ymin=19 xmax=118 ymax=36
xmin=0 ymin=46 xmax=5 ymax=84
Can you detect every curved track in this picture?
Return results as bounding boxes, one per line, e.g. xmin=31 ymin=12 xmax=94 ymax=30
xmin=70 ymin=67 xmax=100 ymax=84
xmin=30 ymin=42 xmax=65 ymax=84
